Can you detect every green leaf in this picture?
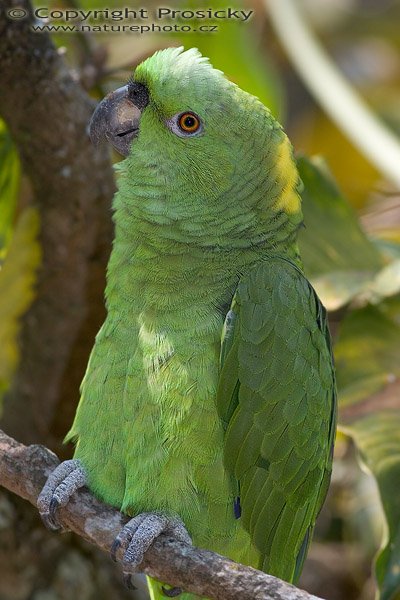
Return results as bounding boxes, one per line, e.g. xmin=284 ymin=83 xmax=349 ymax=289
xmin=345 ymin=412 xmax=400 ymax=600
xmin=335 ymin=299 xmax=400 ymax=599
xmin=366 ymin=260 xmax=400 ymax=303
xmin=0 ymin=208 xmax=41 ymax=405
xmin=297 ymin=156 xmax=383 ymax=280
xmin=296 ymin=156 xmax=400 ymax=311
xmin=0 ymin=119 xmax=20 ymax=258
xmin=311 ymin=270 xmax=373 ymax=312
xmin=311 ymin=259 xmax=400 ymax=312
xmin=335 ymin=303 xmax=400 ymax=408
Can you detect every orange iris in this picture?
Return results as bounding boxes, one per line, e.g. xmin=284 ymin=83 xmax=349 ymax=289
xmin=178 ymin=113 xmax=200 ymax=133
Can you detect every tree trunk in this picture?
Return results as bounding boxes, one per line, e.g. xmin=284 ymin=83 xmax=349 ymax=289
xmin=0 ymin=2 xmax=134 ymax=598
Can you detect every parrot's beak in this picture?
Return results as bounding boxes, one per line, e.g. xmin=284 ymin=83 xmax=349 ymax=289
xmin=88 ymin=85 xmax=142 ymax=157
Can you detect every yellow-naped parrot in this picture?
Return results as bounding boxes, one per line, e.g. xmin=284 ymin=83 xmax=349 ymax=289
xmin=38 ymin=47 xmax=336 ymax=600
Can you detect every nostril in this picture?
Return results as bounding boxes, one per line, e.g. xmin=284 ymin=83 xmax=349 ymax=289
xmin=116 ymin=128 xmax=138 ymax=138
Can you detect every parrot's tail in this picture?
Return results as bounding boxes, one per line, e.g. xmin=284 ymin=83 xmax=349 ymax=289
xmin=147 ymin=576 xmax=207 ymax=600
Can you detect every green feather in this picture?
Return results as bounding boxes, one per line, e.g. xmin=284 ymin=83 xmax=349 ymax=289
xmin=65 ymin=47 xmax=335 ymax=599
xmin=217 ymin=257 xmax=336 ymax=583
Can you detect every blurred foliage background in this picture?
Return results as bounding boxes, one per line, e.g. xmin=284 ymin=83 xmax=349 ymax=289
xmin=1 ymin=0 xmax=400 ymax=599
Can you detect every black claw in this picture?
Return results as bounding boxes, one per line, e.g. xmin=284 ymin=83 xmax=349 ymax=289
xmin=162 ymin=586 xmax=182 ymax=597
xmin=123 ymin=573 xmax=137 ymax=590
xmin=44 ymin=497 xmax=62 ymax=531
xmin=40 ymin=511 xmax=62 ymax=533
xmin=110 ymin=538 xmax=121 ymax=562
xmin=49 ymin=497 xmax=60 ymax=518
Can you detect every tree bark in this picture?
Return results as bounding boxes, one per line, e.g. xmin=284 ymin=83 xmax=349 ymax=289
xmin=0 ymin=0 xmax=115 ymax=452
xmin=0 ymin=3 xmax=120 ymax=598
xmin=0 ymin=429 xmax=324 ymax=600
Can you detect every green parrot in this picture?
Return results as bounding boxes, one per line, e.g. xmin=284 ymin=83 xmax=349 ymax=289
xmin=37 ymin=47 xmax=336 ymax=600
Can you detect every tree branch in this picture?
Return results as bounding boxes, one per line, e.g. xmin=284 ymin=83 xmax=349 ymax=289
xmin=0 ymin=429 xmax=323 ymax=600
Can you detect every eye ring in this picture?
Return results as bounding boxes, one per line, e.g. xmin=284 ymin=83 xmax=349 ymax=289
xmin=167 ymin=111 xmax=203 ymax=138
xmin=178 ymin=112 xmax=200 ymax=133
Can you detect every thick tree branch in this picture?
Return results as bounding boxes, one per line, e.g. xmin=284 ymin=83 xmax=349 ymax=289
xmin=0 ymin=429 xmax=323 ymax=600
xmin=0 ymin=0 xmax=115 ymax=449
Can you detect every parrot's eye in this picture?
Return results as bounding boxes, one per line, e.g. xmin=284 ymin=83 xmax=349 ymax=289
xmin=178 ymin=113 xmax=200 ymax=133
xmin=167 ymin=112 xmax=203 ymax=138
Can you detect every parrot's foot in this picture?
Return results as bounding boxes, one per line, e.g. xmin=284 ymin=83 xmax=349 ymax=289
xmin=111 ymin=512 xmax=191 ymax=591
xmin=37 ymin=459 xmax=86 ymax=532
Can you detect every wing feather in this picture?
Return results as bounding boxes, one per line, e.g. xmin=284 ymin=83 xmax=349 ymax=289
xmin=217 ymin=257 xmax=336 ymax=583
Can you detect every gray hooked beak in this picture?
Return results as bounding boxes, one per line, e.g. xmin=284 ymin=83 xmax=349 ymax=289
xmin=89 ymin=85 xmax=142 ymax=157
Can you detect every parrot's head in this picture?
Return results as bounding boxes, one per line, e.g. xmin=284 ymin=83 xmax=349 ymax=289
xmin=90 ymin=46 xmax=302 ymax=248
xmin=90 ymin=46 xmax=234 ymax=160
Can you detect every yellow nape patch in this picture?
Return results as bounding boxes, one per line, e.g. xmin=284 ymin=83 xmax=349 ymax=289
xmin=273 ymin=136 xmax=301 ymax=215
